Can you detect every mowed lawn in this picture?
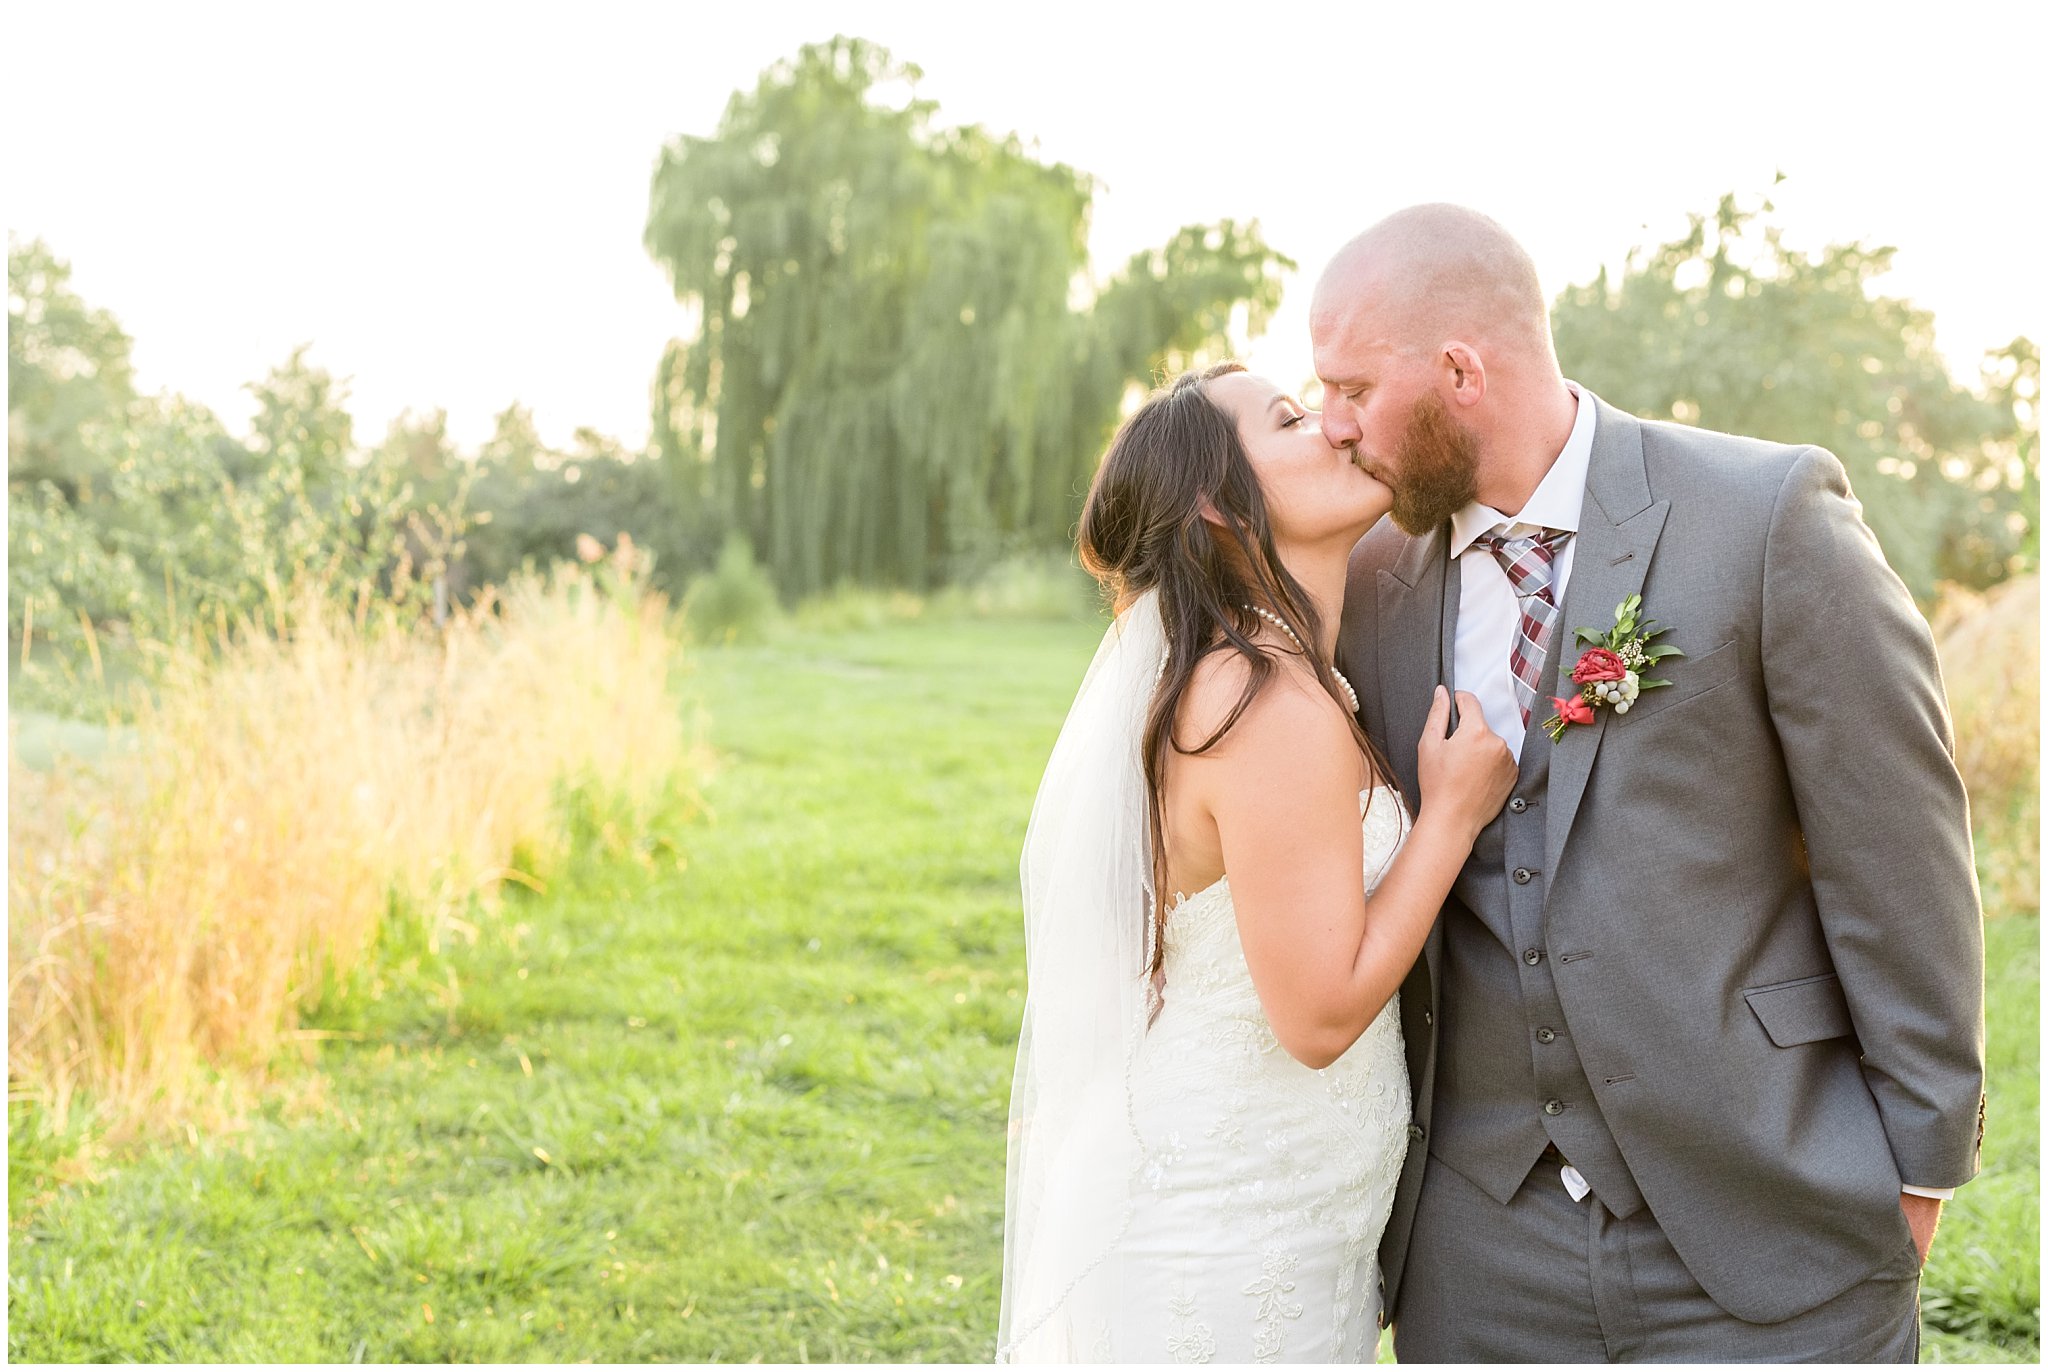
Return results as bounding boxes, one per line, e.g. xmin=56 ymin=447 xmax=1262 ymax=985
xmin=7 ymin=615 xmax=2038 ymax=1362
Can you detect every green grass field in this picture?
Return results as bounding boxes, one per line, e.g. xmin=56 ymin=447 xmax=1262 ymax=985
xmin=7 ymin=617 xmax=2038 ymax=1361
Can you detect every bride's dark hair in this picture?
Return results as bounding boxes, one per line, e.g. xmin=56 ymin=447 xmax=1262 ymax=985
xmin=1079 ymin=361 xmax=1389 ymax=981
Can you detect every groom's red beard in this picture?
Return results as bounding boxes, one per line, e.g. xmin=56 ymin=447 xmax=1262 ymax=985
xmin=1370 ymin=391 xmax=1482 ymax=536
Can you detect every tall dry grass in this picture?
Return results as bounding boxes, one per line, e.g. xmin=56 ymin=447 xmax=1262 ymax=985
xmin=8 ymin=553 xmax=699 ymax=1140
xmin=1935 ymin=572 xmax=2040 ymax=919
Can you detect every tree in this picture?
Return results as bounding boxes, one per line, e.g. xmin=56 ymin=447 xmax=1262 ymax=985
xmin=645 ymin=36 xmax=1291 ymax=597
xmin=366 ymin=407 xmax=475 ymax=617
xmin=1552 ymin=189 xmax=2034 ymax=600
xmin=231 ymin=346 xmax=419 ymax=608
xmin=376 ymin=406 xmax=459 ymax=490
xmin=459 ymin=404 xmax=703 ymax=598
xmin=478 ymin=401 xmax=554 ymax=476
xmin=8 ymin=240 xmax=251 ymax=666
xmin=1968 ymin=337 xmax=2039 ymax=580
xmin=7 ymin=241 xmax=474 ymax=693
xmin=7 ymin=237 xmax=137 ymax=502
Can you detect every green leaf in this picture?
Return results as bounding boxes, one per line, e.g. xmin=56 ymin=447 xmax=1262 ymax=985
xmin=1574 ymin=627 xmax=1603 ymax=644
xmin=1638 ymin=677 xmax=1674 ymax=689
xmin=1644 ymin=645 xmax=1686 ymax=660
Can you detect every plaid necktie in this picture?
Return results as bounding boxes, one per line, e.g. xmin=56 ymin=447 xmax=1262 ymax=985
xmin=1480 ymin=528 xmax=1574 ymax=727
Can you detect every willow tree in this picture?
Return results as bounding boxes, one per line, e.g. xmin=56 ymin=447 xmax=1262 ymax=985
xmin=644 ymin=36 xmax=1289 ymax=596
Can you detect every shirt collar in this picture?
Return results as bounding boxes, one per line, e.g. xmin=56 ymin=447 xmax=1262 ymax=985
xmin=1447 ymin=380 xmax=1598 ymax=558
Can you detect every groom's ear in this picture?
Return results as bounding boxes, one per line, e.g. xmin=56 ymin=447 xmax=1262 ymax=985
xmin=1443 ymin=342 xmax=1486 ymax=408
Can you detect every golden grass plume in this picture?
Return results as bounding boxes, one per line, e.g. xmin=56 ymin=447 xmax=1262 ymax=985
xmin=9 ymin=555 xmax=698 ymax=1139
xmin=1935 ymin=572 xmax=2039 ymax=919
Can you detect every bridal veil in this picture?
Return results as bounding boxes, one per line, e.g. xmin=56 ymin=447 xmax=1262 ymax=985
xmin=996 ymin=589 xmax=1165 ymax=1362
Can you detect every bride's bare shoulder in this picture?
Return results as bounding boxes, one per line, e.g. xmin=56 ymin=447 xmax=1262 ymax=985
xmin=1177 ymin=642 xmax=1347 ymax=758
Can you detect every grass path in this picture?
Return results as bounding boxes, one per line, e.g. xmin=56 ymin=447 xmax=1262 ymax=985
xmin=7 ymin=616 xmax=2036 ymax=1361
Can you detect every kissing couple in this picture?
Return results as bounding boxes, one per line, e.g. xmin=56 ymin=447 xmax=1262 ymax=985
xmin=997 ymin=204 xmax=1986 ymax=1363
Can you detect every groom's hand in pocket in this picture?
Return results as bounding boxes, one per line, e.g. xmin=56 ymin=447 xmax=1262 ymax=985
xmin=1900 ymin=1192 xmax=1942 ymax=1265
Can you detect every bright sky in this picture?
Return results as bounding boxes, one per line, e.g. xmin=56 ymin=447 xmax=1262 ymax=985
xmin=5 ymin=1 xmax=2042 ymax=451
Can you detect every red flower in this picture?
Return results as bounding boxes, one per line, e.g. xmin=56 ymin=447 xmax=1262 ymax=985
xmin=1571 ymin=647 xmax=1628 ymax=685
xmin=1551 ymin=693 xmax=1595 ymax=727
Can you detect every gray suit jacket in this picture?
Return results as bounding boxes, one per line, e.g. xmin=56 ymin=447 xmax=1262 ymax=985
xmin=1342 ymin=393 xmax=1986 ymax=1324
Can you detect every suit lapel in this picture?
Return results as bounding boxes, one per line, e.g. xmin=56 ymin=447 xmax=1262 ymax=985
xmin=1542 ymin=399 xmax=1670 ymax=882
xmin=1375 ymin=521 xmax=1455 ymax=995
xmin=1376 ymin=522 xmax=1455 ymax=809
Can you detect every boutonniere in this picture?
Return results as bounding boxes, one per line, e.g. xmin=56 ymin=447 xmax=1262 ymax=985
xmin=1543 ymin=594 xmax=1683 ymax=741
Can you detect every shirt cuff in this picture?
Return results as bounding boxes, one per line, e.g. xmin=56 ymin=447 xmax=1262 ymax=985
xmin=1901 ymin=1184 xmax=1956 ymax=1200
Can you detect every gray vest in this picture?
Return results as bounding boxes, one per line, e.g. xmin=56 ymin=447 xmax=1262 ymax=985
xmin=1430 ymin=722 xmax=1647 ymax=1217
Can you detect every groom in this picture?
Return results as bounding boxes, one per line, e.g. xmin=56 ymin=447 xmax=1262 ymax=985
xmin=1319 ymin=205 xmax=1985 ymax=1361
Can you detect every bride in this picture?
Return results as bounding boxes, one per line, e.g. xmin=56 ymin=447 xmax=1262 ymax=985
xmin=998 ymin=363 xmax=1514 ymax=1362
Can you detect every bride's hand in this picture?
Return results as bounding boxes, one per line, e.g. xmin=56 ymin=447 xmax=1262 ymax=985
xmin=1416 ymin=687 xmax=1517 ymax=842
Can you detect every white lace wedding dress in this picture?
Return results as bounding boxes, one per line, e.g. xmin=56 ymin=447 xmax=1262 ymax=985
xmin=1016 ymin=784 xmax=1412 ymax=1363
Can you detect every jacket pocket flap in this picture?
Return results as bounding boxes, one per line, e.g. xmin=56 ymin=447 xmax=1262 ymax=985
xmin=1619 ymin=638 xmax=1740 ymax=723
xmin=1744 ymin=973 xmax=1855 ymax=1048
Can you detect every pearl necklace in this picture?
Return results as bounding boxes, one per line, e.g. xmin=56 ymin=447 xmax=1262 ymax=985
xmin=1242 ymin=603 xmax=1360 ymax=715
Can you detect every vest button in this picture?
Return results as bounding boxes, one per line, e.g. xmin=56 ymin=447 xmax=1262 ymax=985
xmin=1523 ymin=948 xmax=1544 ymax=966
xmin=1513 ymin=867 xmax=1534 ymax=885
xmin=1509 ymin=798 xmax=1529 ymax=814
xmin=1408 ymin=1123 xmax=1425 ymax=1141
xmin=1536 ymin=1027 xmax=1557 ymax=1044
xmin=1543 ymin=1098 xmax=1564 ymax=1116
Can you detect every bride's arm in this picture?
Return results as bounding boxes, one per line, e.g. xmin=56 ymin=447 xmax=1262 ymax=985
xmin=1184 ymin=666 xmax=1511 ymax=1068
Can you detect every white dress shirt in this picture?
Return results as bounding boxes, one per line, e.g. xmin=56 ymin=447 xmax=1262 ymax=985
xmin=1449 ymin=381 xmax=1597 ymax=761
xmin=1446 ymin=382 xmax=1957 ymax=1204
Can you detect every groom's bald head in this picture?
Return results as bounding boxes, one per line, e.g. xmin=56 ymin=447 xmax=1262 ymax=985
xmin=1310 ymin=206 xmax=1565 ymax=533
xmin=1311 ymin=204 xmax=1553 ymax=366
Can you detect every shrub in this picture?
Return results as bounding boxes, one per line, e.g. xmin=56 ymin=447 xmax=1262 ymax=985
xmin=683 ymin=535 xmax=781 ymax=643
xmin=789 ymin=582 xmax=927 ymax=633
xmin=929 ymin=551 xmax=1101 ymax=622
